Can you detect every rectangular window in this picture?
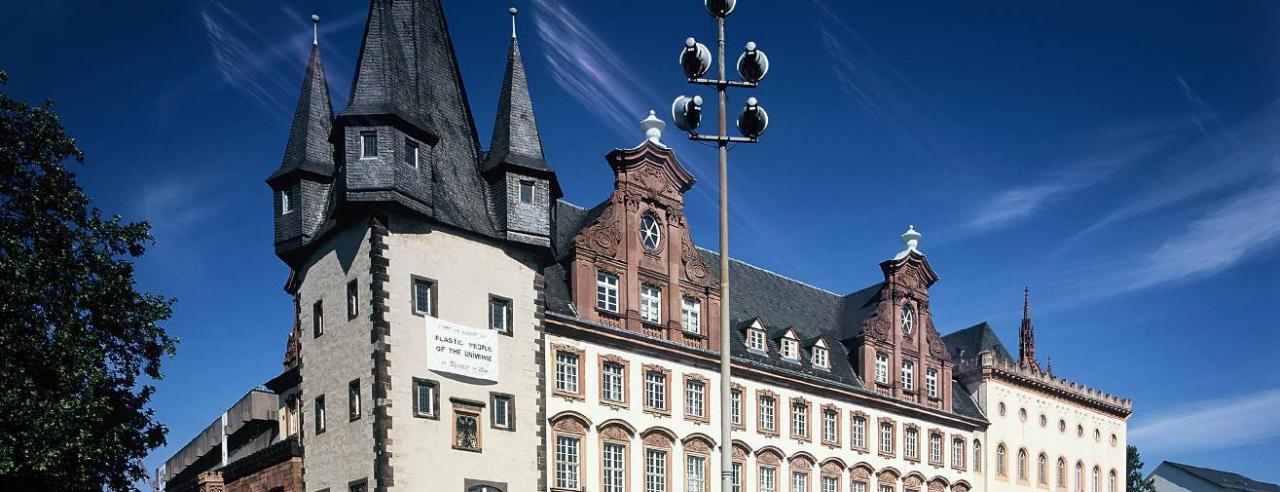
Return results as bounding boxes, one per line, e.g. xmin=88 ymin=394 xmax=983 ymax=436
xmin=518 ymin=180 xmax=535 ymax=204
xmin=791 ymin=401 xmax=808 ymax=438
xmin=346 ymin=280 xmax=359 ymax=319
xmin=760 ymin=467 xmax=777 ymax=492
xmin=645 ymin=449 xmax=667 ymax=492
xmin=812 ymin=347 xmax=829 ymax=368
xmin=492 ymin=394 xmax=512 ymax=430
xmin=952 ymin=439 xmax=965 ymax=468
xmin=732 ymin=462 xmax=743 ymax=492
xmin=852 ymin=481 xmax=867 ymax=492
xmin=405 ymin=139 xmax=419 ymax=168
xmin=926 ymin=368 xmax=939 ymax=398
xmin=603 ymin=442 xmax=625 ymax=492
xmin=360 ymin=131 xmax=378 ymax=159
xmin=875 ymin=353 xmax=889 ymax=384
xmin=685 ymin=378 xmax=705 ymax=418
xmin=748 ymin=329 xmax=766 ymax=351
xmin=822 ymin=476 xmax=837 ymax=492
xmin=314 ymin=395 xmax=326 ymax=434
xmin=781 ymin=338 xmax=798 ymax=359
xmin=906 ymin=428 xmax=919 ymax=460
xmin=791 ymin=472 xmax=807 ymax=492
xmin=412 ymin=278 xmax=433 ymax=316
xmin=312 ymin=300 xmax=324 ymax=337
xmin=880 ymin=486 xmax=893 ymax=492
xmin=640 ymin=284 xmax=662 ymax=324
xmin=555 ymin=351 xmax=580 ymax=394
xmin=879 ymin=422 xmax=893 ymax=454
xmin=822 ymin=409 xmax=838 ymax=443
xmin=645 ymin=370 xmax=667 ymax=410
xmin=348 ymin=379 xmax=361 ymax=421
xmin=602 ymin=362 xmax=625 ymax=403
xmin=929 ymin=433 xmax=942 ymax=464
xmin=760 ymin=395 xmax=776 ymax=431
xmin=554 ymin=435 xmax=580 ymax=489
xmin=901 ymin=360 xmax=915 ymax=391
xmin=730 ymin=389 xmax=742 ymax=425
xmin=686 ymin=455 xmax=706 ymax=492
xmin=413 ymin=379 xmax=438 ymax=418
xmin=681 ymin=298 xmax=701 ymax=333
xmin=597 ymin=271 xmax=619 ymax=312
xmin=852 ymin=416 xmax=866 ymax=449
xmin=489 ymin=296 xmax=512 ymax=335
xmin=280 ymin=188 xmax=295 ymax=215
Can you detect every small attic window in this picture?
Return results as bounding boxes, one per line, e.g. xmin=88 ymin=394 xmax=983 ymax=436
xmin=747 ymin=327 xmax=766 ymax=352
xmin=811 ymin=346 xmax=829 ymax=368
xmin=280 ymin=187 xmax=297 ymax=215
xmin=780 ymin=331 xmax=799 ymax=360
xmin=404 ymin=139 xmax=420 ymax=168
xmin=360 ymin=131 xmax=378 ymax=159
xmin=519 ymin=180 xmax=535 ymax=204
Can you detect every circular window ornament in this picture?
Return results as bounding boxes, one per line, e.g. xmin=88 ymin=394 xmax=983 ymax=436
xmin=1019 ymin=408 xmax=1027 ymax=422
xmin=640 ymin=212 xmax=662 ymax=251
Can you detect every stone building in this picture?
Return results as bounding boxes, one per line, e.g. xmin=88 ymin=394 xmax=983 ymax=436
xmin=159 ymin=1 xmax=1133 ymax=492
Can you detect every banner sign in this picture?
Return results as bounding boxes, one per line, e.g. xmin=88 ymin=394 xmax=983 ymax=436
xmin=426 ymin=316 xmax=499 ymax=382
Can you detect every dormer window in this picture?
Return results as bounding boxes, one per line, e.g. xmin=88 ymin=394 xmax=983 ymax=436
xmin=360 ymin=131 xmax=378 ymax=159
xmin=404 ymin=139 xmax=420 ymax=168
xmin=901 ymin=304 xmax=915 ymax=335
xmin=280 ymin=187 xmax=296 ymax=215
xmin=518 ymin=180 xmax=535 ymax=204
xmin=747 ymin=327 xmax=766 ymax=352
xmin=780 ymin=331 xmax=799 ymax=360
xmin=640 ymin=212 xmax=662 ymax=251
xmin=811 ymin=346 xmax=829 ymax=368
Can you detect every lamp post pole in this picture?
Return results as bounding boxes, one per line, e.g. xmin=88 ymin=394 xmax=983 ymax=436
xmin=715 ymin=14 xmax=733 ymax=492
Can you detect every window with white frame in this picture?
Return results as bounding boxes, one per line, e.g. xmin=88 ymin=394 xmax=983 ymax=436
xmin=929 ymin=432 xmax=942 ymax=464
xmin=596 ymin=271 xmax=619 ymax=312
xmin=555 ymin=351 xmax=579 ymax=394
xmin=901 ymin=304 xmax=914 ymax=335
xmin=554 ymin=435 xmax=580 ymax=489
xmin=412 ymin=278 xmax=433 ymax=316
xmin=346 ymin=280 xmax=359 ymax=319
xmin=685 ymin=378 xmax=705 ymax=418
xmin=645 ymin=449 xmax=667 ymax=492
xmin=905 ymin=427 xmax=919 ymax=460
xmin=1038 ymin=454 xmax=1048 ymax=484
xmin=879 ymin=422 xmax=893 ymax=454
xmin=791 ymin=472 xmax=807 ymax=492
xmin=645 ymin=369 xmax=667 ymax=410
xmin=640 ymin=284 xmax=661 ymax=323
xmin=851 ymin=481 xmax=866 ymax=492
xmin=360 ymin=131 xmax=378 ymax=159
xmin=974 ymin=440 xmax=983 ymax=472
xmin=996 ymin=445 xmax=1007 ymax=476
xmin=952 ymin=438 xmax=965 ymax=468
xmin=875 ymin=353 xmax=890 ymax=385
xmin=1057 ymin=458 xmax=1066 ymax=487
xmin=1108 ymin=471 xmax=1117 ymax=492
xmin=880 ymin=486 xmax=893 ymax=492
xmin=822 ymin=409 xmax=838 ymax=443
xmin=280 ymin=188 xmax=295 ymax=215
xmin=748 ymin=328 xmax=767 ymax=351
xmin=602 ymin=361 xmax=625 ymax=403
xmin=404 ymin=139 xmax=419 ymax=168
xmin=760 ymin=466 xmax=777 ymax=492
xmin=926 ymin=368 xmax=939 ymax=398
xmin=1092 ymin=467 xmax=1100 ymax=492
xmin=821 ymin=476 xmax=837 ymax=492
xmin=314 ymin=395 xmax=326 ymax=434
xmin=791 ymin=401 xmax=808 ymax=438
xmin=732 ymin=462 xmax=742 ymax=492
xmin=901 ymin=360 xmax=915 ymax=391
xmin=1017 ymin=449 xmax=1028 ymax=480
xmin=1075 ymin=462 xmax=1083 ymax=491
xmin=760 ymin=395 xmax=776 ymax=431
xmin=603 ymin=442 xmax=625 ymax=492
xmin=730 ymin=389 xmax=742 ymax=425
xmin=414 ymin=379 xmax=438 ymax=418
xmin=491 ymin=394 xmax=512 ymax=430
xmin=518 ymin=180 xmax=535 ymax=204
xmin=686 ymin=455 xmax=706 ymax=492
xmin=489 ymin=296 xmax=512 ymax=335
xmin=681 ymin=298 xmax=701 ymax=334
xmin=812 ymin=346 xmax=829 ymax=368
xmin=781 ymin=336 xmax=799 ymax=360
xmin=852 ymin=415 xmax=866 ymax=449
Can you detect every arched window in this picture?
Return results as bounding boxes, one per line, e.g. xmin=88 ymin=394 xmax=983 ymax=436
xmin=1075 ymin=462 xmax=1084 ymax=491
xmin=1017 ymin=448 xmax=1028 ymax=480
xmin=1092 ymin=466 xmax=1101 ymax=492
xmin=995 ymin=444 xmax=1007 ymax=477
xmin=1056 ymin=458 xmax=1066 ymax=488
xmin=1038 ymin=453 xmax=1048 ymax=484
xmin=973 ymin=440 xmax=983 ymax=472
xmin=1108 ymin=470 xmax=1118 ymax=492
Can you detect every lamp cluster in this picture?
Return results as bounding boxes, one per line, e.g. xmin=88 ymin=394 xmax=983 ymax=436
xmin=670 ymin=1 xmax=771 ymax=141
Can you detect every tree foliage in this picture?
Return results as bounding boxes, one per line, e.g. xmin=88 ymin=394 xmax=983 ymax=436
xmin=1126 ymin=445 xmax=1155 ymax=492
xmin=0 ymin=70 xmax=177 ymax=491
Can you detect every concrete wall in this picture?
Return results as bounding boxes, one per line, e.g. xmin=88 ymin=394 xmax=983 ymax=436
xmin=297 ymin=221 xmax=377 ymax=491
xmin=545 ymin=333 xmax=978 ymax=492
xmin=384 ymin=215 xmax=545 ymax=492
xmin=972 ymin=380 xmax=1126 ymax=492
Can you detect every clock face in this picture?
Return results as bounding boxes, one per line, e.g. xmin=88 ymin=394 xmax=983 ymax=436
xmin=640 ymin=212 xmax=662 ymax=252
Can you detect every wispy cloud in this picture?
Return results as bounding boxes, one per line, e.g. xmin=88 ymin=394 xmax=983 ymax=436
xmin=531 ymin=0 xmax=661 ymax=140
xmin=200 ymin=0 xmax=297 ymax=116
xmin=1130 ymin=388 xmax=1280 ymax=454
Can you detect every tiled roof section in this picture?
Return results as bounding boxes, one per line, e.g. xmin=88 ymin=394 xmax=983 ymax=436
xmin=941 ymin=321 xmax=1014 ymax=364
xmin=543 ymin=199 xmax=984 ymax=421
xmin=270 ymin=44 xmax=334 ymax=183
xmin=950 ymin=380 xmax=983 ymax=419
xmin=1165 ymin=462 xmax=1280 ymax=492
xmin=343 ymin=0 xmax=494 ymax=237
xmin=483 ymin=37 xmax=551 ymax=175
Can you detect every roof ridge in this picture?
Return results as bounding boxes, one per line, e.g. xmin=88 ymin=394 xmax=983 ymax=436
xmin=695 ymin=245 xmax=844 ymax=297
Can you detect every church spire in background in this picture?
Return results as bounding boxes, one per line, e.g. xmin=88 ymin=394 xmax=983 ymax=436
xmin=1019 ymin=286 xmax=1042 ymax=372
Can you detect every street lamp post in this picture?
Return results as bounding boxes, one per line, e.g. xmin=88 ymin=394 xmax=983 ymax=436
xmin=670 ymin=1 xmax=770 ymax=490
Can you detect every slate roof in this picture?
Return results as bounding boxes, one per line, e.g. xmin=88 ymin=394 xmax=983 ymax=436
xmin=545 ymin=199 xmax=985 ymax=422
xmin=341 ymin=0 xmax=495 ymax=237
xmin=1161 ymin=462 xmax=1280 ymax=492
xmin=941 ymin=321 xmax=1014 ymax=364
xmin=269 ymin=44 xmax=334 ymax=184
xmin=483 ymin=37 xmax=552 ymax=176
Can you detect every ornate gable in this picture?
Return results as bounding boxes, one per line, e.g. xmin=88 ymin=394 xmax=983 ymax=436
xmin=568 ymin=138 xmax=720 ymax=351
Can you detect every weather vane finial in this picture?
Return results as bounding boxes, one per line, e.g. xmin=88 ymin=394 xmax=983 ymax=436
xmin=311 ymin=14 xmax=320 ymax=46
xmin=509 ymin=7 xmax=518 ymax=39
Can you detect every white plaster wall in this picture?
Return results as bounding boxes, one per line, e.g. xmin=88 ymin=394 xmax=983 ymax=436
xmin=546 ymin=334 xmax=979 ymax=492
xmin=385 ymin=217 xmax=544 ymax=492
xmin=974 ymin=380 xmax=1127 ymax=492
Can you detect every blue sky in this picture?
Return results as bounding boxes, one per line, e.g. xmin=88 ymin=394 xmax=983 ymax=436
xmin=3 ymin=0 xmax=1279 ymax=483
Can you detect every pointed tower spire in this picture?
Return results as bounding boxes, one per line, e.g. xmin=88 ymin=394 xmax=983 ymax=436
xmin=267 ymin=14 xmax=336 ymax=260
xmin=1019 ymin=286 xmax=1042 ymax=372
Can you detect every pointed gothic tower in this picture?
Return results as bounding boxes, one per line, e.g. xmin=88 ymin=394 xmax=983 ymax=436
xmin=267 ymin=16 xmax=335 ymax=258
xmin=483 ymin=8 xmax=561 ymax=247
xmin=1019 ymin=286 xmax=1042 ymax=372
